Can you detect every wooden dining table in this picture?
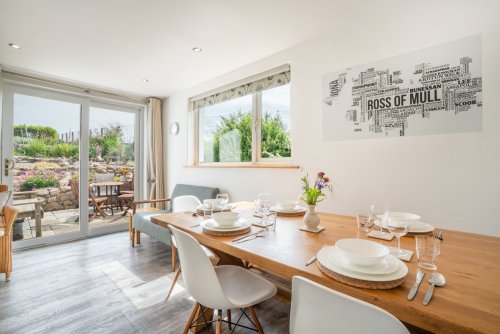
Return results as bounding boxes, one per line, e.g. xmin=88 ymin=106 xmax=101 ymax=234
xmin=151 ymin=202 xmax=500 ymax=334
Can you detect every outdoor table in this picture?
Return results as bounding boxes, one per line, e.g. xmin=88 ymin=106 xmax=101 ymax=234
xmin=151 ymin=201 xmax=500 ymax=334
xmin=93 ymin=181 xmax=123 ymax=211
xmin=13 ymin=198 xmax=44 ymax=237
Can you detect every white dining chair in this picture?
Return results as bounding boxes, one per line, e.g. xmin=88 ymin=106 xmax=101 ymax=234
xmin=172 ymin=195 xmax=202 ymax=213
xmin=290 ymin=276 xmax=410 ymax=334
xmin=170 ymin=226 xmax=277 ymax=334
xmin=167 ymin=195 xmax=219 ymax=299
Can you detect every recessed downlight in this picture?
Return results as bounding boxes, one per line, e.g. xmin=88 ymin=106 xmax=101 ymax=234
xmin=8 ymin=42 xmax=21 ymax=49
xmin=192 ymin=47 xmax=202 ymax=53
xmin=141 ymin=79 xmax=149 ymax=83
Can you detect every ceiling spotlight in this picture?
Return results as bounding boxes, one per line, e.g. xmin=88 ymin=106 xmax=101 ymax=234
xmin=141 ymin=79 xmax=149 ymax=83
xmin=8 ymin=42 xmax=21 ymax=49
xmin=192 ymin=47 xmax=202 ymax=53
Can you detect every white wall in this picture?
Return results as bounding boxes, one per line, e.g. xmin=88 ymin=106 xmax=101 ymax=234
xmin=164 ymin=1 xmax=500 ymax=236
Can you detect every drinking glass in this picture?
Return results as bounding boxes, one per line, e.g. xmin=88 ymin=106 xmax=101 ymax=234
xmin=265 ymin=211 xmax=278 ymax=231
xmin=356 ymin=213 xmax=371 ymax=234
xmin=415 ymin=235 xmax=441 ymax=270
xmin=386 ymin=217 xmax=411 ymax=258
xmin=370 ymin=204 xmax=389 ymax=234
xmin=216 ymin=193 xmax=229 ymax=209
xmin=202 ymin=199 xmax=214 ymax=219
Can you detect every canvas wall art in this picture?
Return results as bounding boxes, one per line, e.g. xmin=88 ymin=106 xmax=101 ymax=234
xmin=322 ymin=35 xmax=482 ymax=141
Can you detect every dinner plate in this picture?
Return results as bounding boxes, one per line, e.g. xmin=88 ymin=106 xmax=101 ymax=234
xmin=327 ymin=247 xmax=400 ymax=275
xmin=374 ymin=219 xmax=435 ymax=233
xmin=317 ymin=246 xmax=408 ymax=281
xmin=196 ymin=204 xmax=231 ymax=212
xmin=270 ymin=205 xmax=306 ymax=213
xmin=201 ymin=218 xmax=250 ymax=231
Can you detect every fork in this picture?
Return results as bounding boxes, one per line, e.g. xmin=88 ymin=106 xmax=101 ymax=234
xmin=236 ymin=230 xmax=266 ymax=243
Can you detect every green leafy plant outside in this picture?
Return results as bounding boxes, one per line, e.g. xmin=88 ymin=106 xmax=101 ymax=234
xmin=206 ymin=111 xmax=291 ymax=162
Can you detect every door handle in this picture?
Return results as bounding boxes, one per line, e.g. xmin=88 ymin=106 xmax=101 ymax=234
xmin=4 ymin=158 xmax=15 ymax=177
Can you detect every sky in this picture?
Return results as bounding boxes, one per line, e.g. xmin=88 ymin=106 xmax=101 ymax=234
xmin=13 ymin=94 xmax=136 ymax=143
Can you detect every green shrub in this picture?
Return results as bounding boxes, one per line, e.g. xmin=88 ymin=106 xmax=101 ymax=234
xmin=14 ymin=125 xmax=58 ymax=142
xmin=19 ymin=139 xmax=48 ymax=157
xmin=22 ymin=176 xmax=58 ymax=190
xmin=47 ymin=143 xmax=79 ymax=158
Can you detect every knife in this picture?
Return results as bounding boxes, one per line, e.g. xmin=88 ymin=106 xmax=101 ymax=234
xmin=305 ymin=254 xmax=317 ymax=266
xmin=407 ymin=270 xmax=425 ymax=300
xmin=232 ymin=231 xmax=259 ymax=242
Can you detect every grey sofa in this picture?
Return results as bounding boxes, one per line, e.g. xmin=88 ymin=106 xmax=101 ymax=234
xmin=131 ymin=183 xmax=219 ymax=248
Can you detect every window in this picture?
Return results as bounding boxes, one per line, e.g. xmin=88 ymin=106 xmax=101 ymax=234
xmin=194 ymin=66 xmax=291 ymax=165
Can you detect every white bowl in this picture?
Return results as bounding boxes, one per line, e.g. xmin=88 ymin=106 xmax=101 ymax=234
xmin=335 ymin=238 xmax=390 ymax=266
xmin=277 ymin=200 xmax=298 ymax=211
xmin=212 ymin=212 xmax=240 ymax=227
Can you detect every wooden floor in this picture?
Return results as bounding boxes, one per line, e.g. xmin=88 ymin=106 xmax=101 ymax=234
xmin=0 ymin=232 xmax=290 ymax=334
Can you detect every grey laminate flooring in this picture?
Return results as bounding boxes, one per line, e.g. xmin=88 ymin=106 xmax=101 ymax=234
xmin=0 ymin=232 xmax=290 ymax=334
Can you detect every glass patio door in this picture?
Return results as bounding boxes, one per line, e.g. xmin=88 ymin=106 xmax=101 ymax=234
xmin=1 ymin=83 xmax=142 ymax=248
xmin=87 ymin=103 xmax=138 ymax=234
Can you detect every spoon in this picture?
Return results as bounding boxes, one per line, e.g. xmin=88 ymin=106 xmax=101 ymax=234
xmin=423 ymin=272 xmax=446 ymax=305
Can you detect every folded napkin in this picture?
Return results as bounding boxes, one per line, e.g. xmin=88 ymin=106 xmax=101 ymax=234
xmin=367 ymin=230 xmax=394 ymax=241
xmin=387 ymin=247 xmax=413 ymax=262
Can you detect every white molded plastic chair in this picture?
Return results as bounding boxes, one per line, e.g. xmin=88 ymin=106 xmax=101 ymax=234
xmin=172 ymin=195 xmax=202 ymax=213
xmin=167 ymin=195 xmax=218 ymax=299
xmin=290 ymin=276 xmax=409 ymax=334
xmin=170 ymin=226 xmax=277 ymax=334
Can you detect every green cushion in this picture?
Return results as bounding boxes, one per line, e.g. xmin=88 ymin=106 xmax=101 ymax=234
xmin=133 ymin=184 xmax=219 ymax=246
xmin=133 ymin=210 xmax=171 ymax=245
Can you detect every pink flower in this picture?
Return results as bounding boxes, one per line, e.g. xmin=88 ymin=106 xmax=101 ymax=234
xmin=318 ymin=171 xmax=325 ymax=178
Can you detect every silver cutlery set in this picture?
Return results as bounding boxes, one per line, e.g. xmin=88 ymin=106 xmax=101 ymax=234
xmin=407 ymin=269 xmax=446 ymax=305
xmin=232 ymin=230 xmax=266 ymax=243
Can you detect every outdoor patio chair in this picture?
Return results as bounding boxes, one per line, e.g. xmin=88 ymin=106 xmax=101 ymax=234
xmin=1 ymin=184 xmax=20 ymax=282
xmin=69 ymin=180 xmax=112 ymax=220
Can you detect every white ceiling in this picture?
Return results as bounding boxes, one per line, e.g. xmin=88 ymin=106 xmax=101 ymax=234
xmin=0 ymin=0 xmax=348 ymax=98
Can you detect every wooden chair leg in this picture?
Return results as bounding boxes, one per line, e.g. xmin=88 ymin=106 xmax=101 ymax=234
xmin=167 ymin=267 xmax=182 ymax=299
xmin=248 ymin=306 xmax=264 ymax=334
xmin=227 ymin=309 xmax=232 ymax=329
xmin=171 ymin=244 xmax=177 ymax=272
xmin=131 ymin=228 xmax=135 ymax=247
xmin=135 ymin=230 xmax=141 ymax=244
xmin=183 ymin=303 xmax=200 ymax=334
xmin=5 ymin=272 xmax=11 ymax=282
xmin=215 ymin=309 xmax=222 ymax=334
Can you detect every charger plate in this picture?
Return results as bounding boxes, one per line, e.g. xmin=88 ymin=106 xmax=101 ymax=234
xmin=317 ymin=246 xmax=407 ymax=289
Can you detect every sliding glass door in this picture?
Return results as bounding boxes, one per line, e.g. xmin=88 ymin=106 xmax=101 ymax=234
xmin=88 ymin=104 xmax=138 ymax=233
xmin=1 ymin=84 xmax=143 ymax=248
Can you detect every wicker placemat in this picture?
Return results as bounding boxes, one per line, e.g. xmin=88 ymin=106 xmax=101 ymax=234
xmin=317 ymin=260 xmax=406 ymax=289
xmin=276 ymin=210 xmax=306 ymax=217
xmin=202 ymin=226 xmax=251 ymax=237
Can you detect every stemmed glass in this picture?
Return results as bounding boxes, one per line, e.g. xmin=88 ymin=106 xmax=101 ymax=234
xmin=370 ymin=204 xmax=389 ymax=234
xmin=386 ymin=217 xmax=411 ymax=258
xmin=216 ymin=193 xmax=229 ymax=209
xmin=255 ymin=193 xmax=272 ymax=224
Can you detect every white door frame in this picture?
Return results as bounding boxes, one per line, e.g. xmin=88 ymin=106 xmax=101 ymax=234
xmin=1 ymin=82 xmax=146 ymax=249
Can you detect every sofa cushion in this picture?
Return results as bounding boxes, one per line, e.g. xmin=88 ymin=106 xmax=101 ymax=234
xmin=133 ymin=210 xmax=171 ymax=245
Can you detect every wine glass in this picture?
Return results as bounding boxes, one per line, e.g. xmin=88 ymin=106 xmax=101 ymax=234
xmin=370 ymin=204 xmax=389 ymax=234
xmin=216 ymin=193 xmax=229 ymax=209
xmin=256 ymin=193 xmax=272 ymax=223
xmin=387 ymin=217 xmax=411 ymax=258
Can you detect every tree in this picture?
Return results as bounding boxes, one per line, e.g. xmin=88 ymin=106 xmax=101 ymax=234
xmin=207 ymin=111 xmax=291 ymax=162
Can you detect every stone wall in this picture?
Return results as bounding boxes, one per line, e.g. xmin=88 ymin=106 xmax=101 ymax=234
xmin=13 ymin=156 xmax=134 ymax=212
